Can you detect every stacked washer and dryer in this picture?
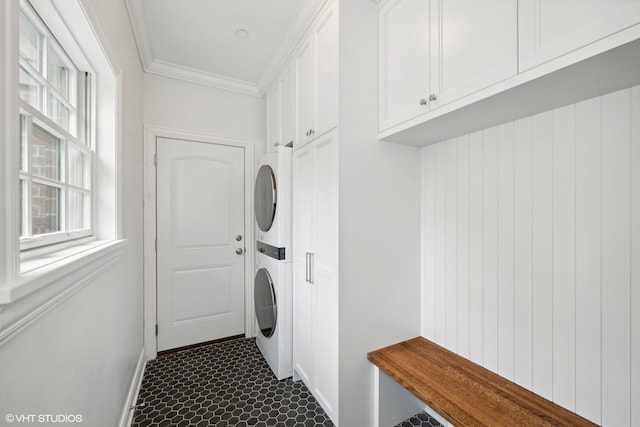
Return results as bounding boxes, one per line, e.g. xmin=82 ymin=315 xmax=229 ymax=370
xmin=253 ymin=146 xmax=293 ymax=380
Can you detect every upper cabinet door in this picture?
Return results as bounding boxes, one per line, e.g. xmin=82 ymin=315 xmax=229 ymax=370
xmin=379 ymin=0 xmax=430 ymax=132
xmin=280 ymin=63 xmax=296 ymax=147
xmin=296 ymin=38 xmax=315 ymax=148
xmin=519 ymin=0 xmax=640 ymax=71
xmin=266 ymin=84 xmax=281 ymax=152
xmin=430 ymin=0 xmax=517 ymax=108
xmin=314 ymin=6 xmax=338 ymax=139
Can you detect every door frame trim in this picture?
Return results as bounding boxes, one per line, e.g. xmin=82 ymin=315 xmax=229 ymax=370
xmin=143 ymin=125 xmax=256 ymax=361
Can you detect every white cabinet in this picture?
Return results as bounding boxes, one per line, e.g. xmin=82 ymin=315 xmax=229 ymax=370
xmin=296 ymin=5 xmax=338 ymax=148
xmin=292 ymin=131 xmax=339 ymax=423
xmin=280 ymin=63 xmax=296 ymax=148
xmin=296 ymin=38 xmax=315 ymax=147
xmin=519 ymin=0 xmax=640 ymax=72
xmin=266 ymin=84 xmax=280 ymax=151
xmin=379 ymin=0 xmax=430 ymax=131
xmin=379 ymin=0 xmax=517 ymax=132
xmin=266 ymin=63 xmax=297 ymax=152
xmin=431 ymin=0 xmax=517 ymax=108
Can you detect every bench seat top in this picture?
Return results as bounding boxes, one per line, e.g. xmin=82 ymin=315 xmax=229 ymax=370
xmin=368 ymin=337 xmax=596 ymax=427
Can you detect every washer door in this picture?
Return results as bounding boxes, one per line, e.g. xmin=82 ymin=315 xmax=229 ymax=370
xmin=255 ymin=165 xmax=277 ymax=232
xmin=254 ymin=268 xmax=277 ymax=338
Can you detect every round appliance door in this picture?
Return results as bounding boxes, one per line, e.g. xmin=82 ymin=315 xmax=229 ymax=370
xmin=255 ymin=165 xmax=277 ymax=232
xmin=254 ymin=268 xmax=277 ymax=338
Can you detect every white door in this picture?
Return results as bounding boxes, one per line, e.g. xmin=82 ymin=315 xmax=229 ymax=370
xmin=379 ymin=0 xmax=431 ymax=131
xmin=266 ymin=84 xmax=280 ymax=152
xmin=156 ymin=137 xmax=245 ymax=351
xmin=314 ymin=5 xmax=338 ymax=139
xmin=519 ymin=0 xmax=640 ymax=71
xmin=280 ymin=62 xmax=297 ymax=148
xmin=292 ymin=142 xmax=314 ymax=384
xmin=292 ymin=131 xmax=339 ymax=423
xmin=430 ymin=0 xmax=517 ymax=107
xmin=296 ymin=37 xmax=315 ymax=148
xmin=309 ymin=132 xmax=339 ymax=421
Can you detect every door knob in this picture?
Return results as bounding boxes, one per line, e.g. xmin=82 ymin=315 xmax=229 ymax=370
xmin=236 ymin=248 xmax=243 ymax=255
xmin=236 ymin=235 xmax=242 ymax=241
xmin=429 ymin=94 xmax=437 ymax=101
xmin=420 ymin=98 xmax=427 ymax=105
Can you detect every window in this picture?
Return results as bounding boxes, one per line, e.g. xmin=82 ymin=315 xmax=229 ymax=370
xmin=18 ymin=1 xmax=93 ymax=250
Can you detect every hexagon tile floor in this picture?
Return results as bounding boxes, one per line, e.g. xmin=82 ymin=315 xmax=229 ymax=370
xmin=131 ymin=337 xmax=443 ymax=427
xmin=393 ymin=412 xmax=442 ymax=427
xmin=131 ymin=337 xmax=333 ymax=427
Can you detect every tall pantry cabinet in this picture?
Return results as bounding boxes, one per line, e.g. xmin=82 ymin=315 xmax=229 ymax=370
xmin=292 ymin=131 xmax=338 ymax=422
xmin=266 ymin=0 xmax=340 ymax=423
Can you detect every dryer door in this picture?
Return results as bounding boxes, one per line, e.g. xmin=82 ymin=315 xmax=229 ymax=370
xmin=254 ymin=268 xmax=277 ymax=338
xmin=255 ymin=165 xmax=277 ymax=232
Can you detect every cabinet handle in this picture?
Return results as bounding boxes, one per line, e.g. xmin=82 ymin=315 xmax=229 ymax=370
xmin=305 ymin=130 xmax=309 ymax=137
xmin=429 ymin=94 xmax=437 ymax=101
xmin=309 ymin=253 xmax=314 ymax=284
xmin=310 ymin=129 xmax=314 ymax=135
xmin=305 ymin=252 xmax=310 ymax=282
xmin=419 ymin=98 xmax=427 ymax=106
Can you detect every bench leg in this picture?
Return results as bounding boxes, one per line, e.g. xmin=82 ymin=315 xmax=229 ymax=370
xmin=373 ymin=366 xmax=427 ymax=427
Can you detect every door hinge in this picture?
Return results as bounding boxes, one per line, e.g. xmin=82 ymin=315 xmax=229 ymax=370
xmin=155 ymin=324 xmax=158 ymax=336
xmin=154 ymin=153 xmax=158 ymax=166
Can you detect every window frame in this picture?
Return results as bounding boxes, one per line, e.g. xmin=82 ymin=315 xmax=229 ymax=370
xmin=0 ymin=0 xmax=124 ymax=306
xmin=18 ymin=0 xmax=95 ymax=251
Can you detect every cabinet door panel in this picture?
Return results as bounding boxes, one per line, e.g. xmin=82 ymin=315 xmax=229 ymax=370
xmin=311 ymin=134 xmax=339 ymax=420
xmin=315 ymin=7 xmax=338 ymax=138
xmin=296 ymin=39 xmax=315 ymax=148
xmin=519 ymin=0 xmax=640 ymax=71
xmin=431 ymin=0 xmax=517 ymax=107
xmin=379 ymin=0 xmax=430 ymax=131
xmin=280 ymin=63 xmax=296 ymax=147
xmin=292 ymin=144 xmax=315 ymax=384
xmin=266 ymin=84 xmax=280 ymax=152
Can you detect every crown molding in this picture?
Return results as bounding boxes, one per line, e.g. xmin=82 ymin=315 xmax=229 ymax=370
xmin=124 ymin=0 xmax=153 ymax=69
xmin=257 ymin=0 xmax=329 ymax=95
xmin=146 ymin=60 xmax=260 ymax=97
xmin=124 ymin=0 xmax=325 ymax=98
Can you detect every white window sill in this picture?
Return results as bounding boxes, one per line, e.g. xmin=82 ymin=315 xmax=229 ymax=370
xmin=0 ymin=239 xmax=127 ymax=305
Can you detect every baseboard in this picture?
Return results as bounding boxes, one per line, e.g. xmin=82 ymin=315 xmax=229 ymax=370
xmin=118 ymin=348 xmax=146 ymax=427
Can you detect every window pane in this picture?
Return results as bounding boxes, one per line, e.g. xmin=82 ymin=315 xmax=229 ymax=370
xmin=20 ymin=115 xmax=28 ymax=172
xmin=20 ymin=179 xmax=28 ymax=238
xmin=31 ymin=124 xmax=61 ymax=181
xmin=68 ymin=145 xmax=87 ymax=188
xmin=19 ymin=67 xmax=42 ymax=110
xmin=31 ymin=182 xmax=60 ymax=235
xmin=48 ymin=48 xmax=71 ymax=101
xmin=68 ymin=191 xmax=88 ymax=230
xmin=19 ymin=12 xmax=41 ymax=71
xmin=48 ymin=93 xmax=71 ymax=132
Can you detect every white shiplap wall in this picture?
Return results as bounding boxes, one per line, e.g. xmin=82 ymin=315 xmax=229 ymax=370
xmin=421 ymin=85 xmax=640 ymax=426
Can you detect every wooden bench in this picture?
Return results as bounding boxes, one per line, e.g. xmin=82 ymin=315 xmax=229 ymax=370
xmin=368 ymin=337 xmax=597 ymax=426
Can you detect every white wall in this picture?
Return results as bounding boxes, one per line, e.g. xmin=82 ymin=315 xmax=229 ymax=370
xmin=421 ymin=84 xmax=640 ymax=426
xmin=0 ymin=0 xmax=144 ymax=426
xmin=338 ymin=1 xmax=422 ymax=426
xmin=144 ymin=73 xmax=265 ymax=154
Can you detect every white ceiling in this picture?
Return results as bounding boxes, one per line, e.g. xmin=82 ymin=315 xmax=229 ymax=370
xmin=125 ymin=0 xmax=322 ymax=96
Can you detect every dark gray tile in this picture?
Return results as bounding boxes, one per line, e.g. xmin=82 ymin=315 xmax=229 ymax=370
xmin=131 ymin=338 xmax=334 ymax=427
xmin=393 ymin=411 xmax=443 ymax=427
